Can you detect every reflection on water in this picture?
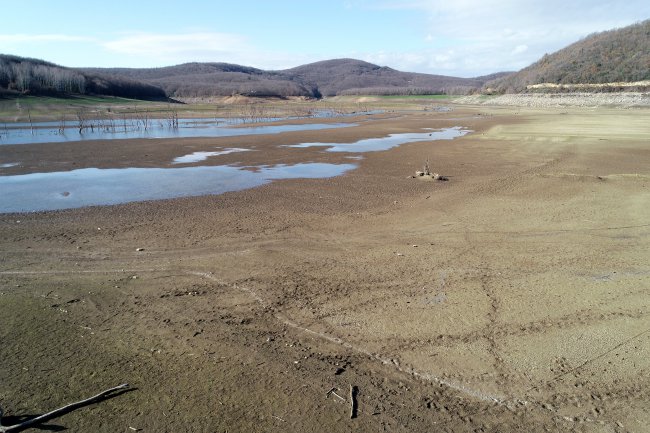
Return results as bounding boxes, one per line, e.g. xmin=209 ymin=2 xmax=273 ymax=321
xmin=287 ymin=127 xmax=470 ymax=152
xmin=0 ymin=119 xmax=356 ymax=145
xmin=0 ymin=163 xmax=357 ymax=213
xmin=173 ymin=148 xmax=251 ymax=164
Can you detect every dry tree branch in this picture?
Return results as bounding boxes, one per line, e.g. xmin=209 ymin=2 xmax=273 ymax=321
xmin=349 ymin=385 xmax=358 ymax=419
xmin=0 ymin=383 xmax=129 ymax=433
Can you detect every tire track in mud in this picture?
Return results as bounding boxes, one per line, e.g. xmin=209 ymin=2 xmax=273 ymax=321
xmin=190 ymin=271 xmax=509 ymax=404
xmin=461 ymin=152 xmax=573 ymax=197
xmin=390 ymin=306 xmax=650 ymax=351
xmin=0 ymin=268 xmax=166 ymax=275
xmin=529 ymin=328 xmax=650 ymax=392
xmin=6 ymin=266 xmax=647 ymax=428
xmin=412 ymin=153 xmax=572 ymax=395
xmin=437 ymin=197 xmax=511 ymax=393
xmin=192 ymin=270 xmax=645 ymax=429
xmin=416 ymin=147 xmax=650 ymax=424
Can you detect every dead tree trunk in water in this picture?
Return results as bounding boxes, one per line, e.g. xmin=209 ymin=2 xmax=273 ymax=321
xmin=76 ymin=109 xmax=87 ymax=133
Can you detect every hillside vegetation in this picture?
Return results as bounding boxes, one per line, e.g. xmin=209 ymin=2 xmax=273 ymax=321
xmin=85 ymin=59 xmax=509 ymax=98
xmin=2 ymin=54 xmax=509 ymax=99
xmin=487 ymin=19 xmax=650 ymax=93
xmin=0 ymin=54 xmax=166 ymax=99
xmin=281 ymin=59 xmax=502 ymax=96
xmin=83 ymin=62 xmax=316 ymax=98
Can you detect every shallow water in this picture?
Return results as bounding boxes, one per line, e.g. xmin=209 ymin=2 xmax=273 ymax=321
xmin=0 ymin=119 xmax=356 ymax=145
xmin=172 ymin=148 xmax=251 ymax=164
xmin=287 ymin=127 xmax=470 ymax=152
xmin=0 ymin=163 xmax=357 ymax=213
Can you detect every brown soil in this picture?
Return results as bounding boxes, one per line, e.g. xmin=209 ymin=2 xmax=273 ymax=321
xmin=1 ymin=106 xmax=649 ymax=432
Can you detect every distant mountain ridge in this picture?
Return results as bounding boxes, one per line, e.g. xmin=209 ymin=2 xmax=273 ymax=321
xmin=279 ymin=59 xmax=503 ymax=97
xmin=487 ymin=19 xmax=650 ymax=93
xmin=1 ymin=54 xmax=510 ymax=99
xmin=83 ymin=59 xmax=510 ymax=98
xmin=83 ymin=62 xmax=315 ymax=98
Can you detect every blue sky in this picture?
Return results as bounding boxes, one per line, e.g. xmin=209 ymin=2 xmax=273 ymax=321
xmin=2 ymin=0 xmax=648 ymax=77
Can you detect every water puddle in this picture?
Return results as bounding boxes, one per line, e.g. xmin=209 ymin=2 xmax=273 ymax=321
xmin=0 ymin=163 xmax=357 ymax=213
xmin=287 ymin=127 xmax=470 ymax=152
xmin=172 ymin=148 xmax=251 ymax=164
xmin=0 ymin=119 xmax=356 ymax=145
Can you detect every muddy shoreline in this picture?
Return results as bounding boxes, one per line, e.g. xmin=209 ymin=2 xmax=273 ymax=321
xmin=1 ymin=105 xmax=648 ymax=432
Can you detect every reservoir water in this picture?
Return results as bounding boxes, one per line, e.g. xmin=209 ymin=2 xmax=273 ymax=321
xmin=0 ymin=163 xmax=357 ymax=213
xmin=287 ymin=127 xmax=470 ymax=152
xmin=0 ymin=118 xmax=356 ymax=145
xmin=0 ymin=121 xmax=471 ymax=213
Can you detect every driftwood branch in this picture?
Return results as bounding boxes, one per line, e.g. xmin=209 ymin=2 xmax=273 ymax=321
xmin=0 ymin=383 xmax=129 ymax=433
xmin=349 ymin=385 xmax=358 ymax=419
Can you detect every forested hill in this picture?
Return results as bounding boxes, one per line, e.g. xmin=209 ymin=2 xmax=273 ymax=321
xmin=0 ymin=54 xmax=166 ymax=99
xmin=280 ymin=59 xmax=502 ymax=96
xmin=84 ymin=62 xmax=317 ymax=98
xmin=84 ymin=59 xmax=510 ymax=98
xmin=2 ymin=54 xmax=510 ymax=99
xmin=486 ymin=19 xmax=650 ymax=93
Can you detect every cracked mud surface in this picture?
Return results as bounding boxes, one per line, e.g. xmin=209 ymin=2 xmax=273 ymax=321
xmin=1 ymin=106 xmax=649 ymax=432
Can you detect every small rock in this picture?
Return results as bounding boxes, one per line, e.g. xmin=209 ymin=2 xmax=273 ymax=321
xmin=136 ymin=248 xmax=144 ymax=252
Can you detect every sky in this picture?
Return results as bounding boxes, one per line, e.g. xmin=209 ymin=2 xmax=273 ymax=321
xmin=1 ymin=0 xmax=648 ymax=77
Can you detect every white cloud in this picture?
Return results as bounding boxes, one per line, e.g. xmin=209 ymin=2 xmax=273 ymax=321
xmin=511 ymin=44 xmax=528 ymax=55
xmin=359 ymin=0 xmax=650 ymax=75
xmin=99 ymin=32 xmax=319 ymax=69
xmin=103 ymin=32 xmax=248 ymax=60
xmin=0 ymin=34 xmax=93 ymax=43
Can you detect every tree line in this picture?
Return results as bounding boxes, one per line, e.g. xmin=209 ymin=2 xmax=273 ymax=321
xmin=0 ymin=54 xmax=166 ymax=99
xmin=0 ymin=55 xmax=86 ymax=94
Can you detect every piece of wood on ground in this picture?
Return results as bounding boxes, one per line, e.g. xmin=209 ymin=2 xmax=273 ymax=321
xmin=0 ymin=383 xmax=129 ymax=433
